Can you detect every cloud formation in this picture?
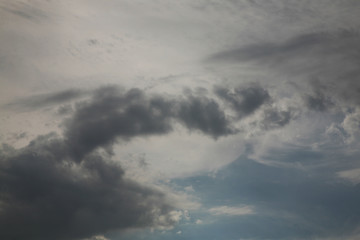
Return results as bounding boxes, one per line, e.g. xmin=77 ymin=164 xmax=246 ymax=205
xmin=0 ymin=84 xmax=274 ymax=240
xmin=176 ymin=94 xmax=235 ymax=138
xmin=0 ymin=132 xmax=179 ymax=240
xmin=64 ymin=86 xmax=241 ymax=160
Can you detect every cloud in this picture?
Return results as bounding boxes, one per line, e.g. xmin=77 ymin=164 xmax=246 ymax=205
xmin=0 ymin=133 xmax=180 ymax=240
xmin=5 ymin=89 xmax=85 ymax=111
xmin=304 ymin=92 xmax=333 ymax=112
xmin=0 ymin=1 xmax=48 ymax=22
xmin=57 ymin=104 xmax=74 ymax=115
xmin=64 ymin=86 xmax=244 ymax=160
xmin=214 ymin=85 xmax=270 ymax=118
xmin=209 ymin=30 xmax=357 ymax=64
xmin=83 ymin=236 xmax=110 ymax=240
xmin=0 ymin=84 xmax=260 ymax=240
xmin=259 ymin=107 xmax=294 ymax=130
xmin=0 ymin=86 xmax=215 ymax=240
xmin=64 ymin=87 xmax=175 ymax=160
xmin=176 ymin=94 xmax=235 ymax=138
xmin=341 ymin=109 xmax=360 ymax=143
xmin=209 ymin=205 xmax=254 ymax=216
xmin=338 ymin=168 xmax=360 ymax=184
xmin=209 ymin=30 xmax=360 ymax=110
xmin=195 ymin=219 xmax=203 ymax=224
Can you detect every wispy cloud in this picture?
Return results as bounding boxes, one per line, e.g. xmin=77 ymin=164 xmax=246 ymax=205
xmin=209 ymin=205 xmax=254 ymax=216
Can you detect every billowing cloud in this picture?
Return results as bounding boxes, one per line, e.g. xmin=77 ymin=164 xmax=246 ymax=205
xmin=1 ymin=83 xmax=294 ymax=239
xmin=176 ymin=94 xmax=235 ymax=138
xmin=0 ymin=133 xmax=179 ymax=240
xmin=64 ymin=86 xmax=241 ymax=160
xmin=0 ymin=85 xmax=263 ymax=240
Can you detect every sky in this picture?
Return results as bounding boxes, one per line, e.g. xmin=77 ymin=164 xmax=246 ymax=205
xmin=1 ymin=0 xmax=360 ymax=239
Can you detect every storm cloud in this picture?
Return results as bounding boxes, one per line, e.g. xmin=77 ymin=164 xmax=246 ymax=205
xmin=0 ymin=133 xmax=178 ymax=240
xmin=64 ymin=86 xmax=241 ymax=160
xmin=0 ymin=85 xmax=256 ymax=240
xmin=176 ymin=94 xmax=235 ymax=138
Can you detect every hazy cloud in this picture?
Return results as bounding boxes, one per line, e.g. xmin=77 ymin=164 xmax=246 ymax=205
xmin=260 ymin=108 xmax=294 ymax=130
xmin=209 ymin=30 xmax=360 ymax=110
xmin=305 ymin=92 xmax=333 ymax=112
xmin=5 ymin=89 xmax=85 ymax=111
xmin=0 ymin=1 xmax=48 ymax=22
xmin=209 ymin=30 xmax=359 ymax=64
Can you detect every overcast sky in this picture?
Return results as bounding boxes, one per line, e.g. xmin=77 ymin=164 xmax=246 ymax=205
xmin=1 ymin=1 xmax=360 ymax=240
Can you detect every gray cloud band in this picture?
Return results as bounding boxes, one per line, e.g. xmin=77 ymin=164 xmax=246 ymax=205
xmin=209 ymin=30 xmax=360 ymax=110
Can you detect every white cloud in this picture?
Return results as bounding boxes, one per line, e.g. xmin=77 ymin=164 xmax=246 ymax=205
xmin=195 ymin=219 xmax=203 ymax=224
xmin=83 ymin=235 xmax=109 ymax=240
xmin=209 ymin=205 xmax=254 ymax=216
xmin=115 ymin=130 xmax=247 ymax=180
xmin=183 ymin=210 xmax=191 ymax=221
xmin=184 ymin=185 xmax=195 ymax=192
xmin=337 ymin=168 xmax=360 ymax=184
xmin=342 ymin=109 xmax=360 ymax=144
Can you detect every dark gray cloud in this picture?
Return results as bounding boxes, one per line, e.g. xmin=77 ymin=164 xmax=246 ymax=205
xmin=5 ymin=89 xmax=85 ymax=111
xmin=305 ymin=92 xmax=333 ymax=112
xmin=64 ymin=87 xmax=175 ymax=160
xmin=214 ymin=85 xmax=270 ymax=118
xmin=65 ymin=86 xmax=238 ymax=160
xmin=0 ymin=87 xmax=176 ymax=240
xmin=176 ymin=94 xmax=235 ymax=138
xmin=0 ymin=134 xmax=177 ymax=240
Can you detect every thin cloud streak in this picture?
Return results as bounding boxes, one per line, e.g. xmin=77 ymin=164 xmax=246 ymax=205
xmin=209 ymin=205 xmax=254 ymax=216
